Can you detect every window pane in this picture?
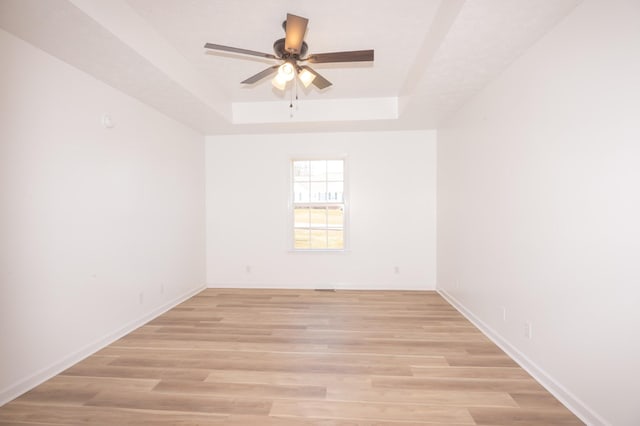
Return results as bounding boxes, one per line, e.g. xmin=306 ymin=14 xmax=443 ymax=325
xmin=293 ymin=161 xmax=310 ymax=182
xmin=310 ymin=182 xmax=327 ymax=202
xmin=327 ymin=181 xmax=343 ymax=202
xmin=327 ymin=160 xmax=344 ymax=181
xmin=294 ymin=228 xmax=310 ymax=249
xmin=327 ymin=206 xmax=343 ymax=228
xmin=294 ymin=208 xmax=310 ymax=228
xmin=310 ymin=161 xmax=326 ymax=181
xmin=310 ymin=229 xmax=328 ymax=249
xmin=293 ymin=182 xmax=309 ymax=202
xmin=292 ymin=159 xmax=345 ymax=251
xmin=310 ymin=207 xmax=327 ymax=228
xmin=328 ymin=229 xmax=343 ymax=249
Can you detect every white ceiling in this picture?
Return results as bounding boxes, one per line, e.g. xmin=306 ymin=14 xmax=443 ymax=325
xmin=0 ymin=0 xmax=581 ymax=134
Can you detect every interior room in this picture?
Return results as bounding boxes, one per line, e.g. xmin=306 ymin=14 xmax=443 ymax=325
xmin=0 ymin=0 xmax=638 ymax=425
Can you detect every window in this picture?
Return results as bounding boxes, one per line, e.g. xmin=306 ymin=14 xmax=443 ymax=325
xmin=292 ymin=159 xmax=345 ymax=250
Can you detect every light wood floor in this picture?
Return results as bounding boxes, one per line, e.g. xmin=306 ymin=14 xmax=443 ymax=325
xmin=0 ymin=289 xmax=583 ymax=425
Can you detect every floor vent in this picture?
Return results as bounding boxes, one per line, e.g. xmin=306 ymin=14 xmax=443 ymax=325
xmin=314 ymin=288 xmax=336 ymax=292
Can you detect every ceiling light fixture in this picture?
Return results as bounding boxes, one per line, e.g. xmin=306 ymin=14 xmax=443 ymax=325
xmin=271 ymin=61 xmax=317 ymax=91
xmin=272 ymin=73 xmax=288 ymax=90
xmin=272 ymin=62 xmax=295 ymax=90
xmin=278 ymin=62 xmax=295 ymax=81
xmin=297 ymin=67 xmax=316 ymax=88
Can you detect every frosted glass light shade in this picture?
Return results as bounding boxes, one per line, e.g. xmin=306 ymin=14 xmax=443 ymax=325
xmin=272 ymin=73 xmax=287 ymax=90
xmin=278 ymin=62 xmax=295 ymax=82
xmin=298 ymin=68 xmax=316 ymax=88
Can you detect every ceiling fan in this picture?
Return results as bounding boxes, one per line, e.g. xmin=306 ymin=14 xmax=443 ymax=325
xmin=204 ymin=13 xmax=374 ymax=91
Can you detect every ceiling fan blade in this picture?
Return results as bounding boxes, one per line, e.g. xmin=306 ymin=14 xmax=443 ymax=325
xmin=241 ymin=66 xmax=279 ymax=84
xmin=284 ymin=13 xmax=308 ymax=54
xmin=204 ymin=43 xmax=277 ymax=60
xmin=300 ymin=65 xmax=332 ymax=90
xmin=306 ymin=49 xmax=374 ymax=63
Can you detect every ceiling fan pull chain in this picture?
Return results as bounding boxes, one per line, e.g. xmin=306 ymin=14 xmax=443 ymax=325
xmin=289 ymin=87 xmax=294 ymax=118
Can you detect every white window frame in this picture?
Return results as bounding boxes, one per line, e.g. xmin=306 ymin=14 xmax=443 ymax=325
xmin=289 ymin=157 xmax=348 ymax=252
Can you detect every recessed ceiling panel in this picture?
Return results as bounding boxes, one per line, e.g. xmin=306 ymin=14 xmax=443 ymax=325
xmin=125 ymin=0 xmax=442 ymax=102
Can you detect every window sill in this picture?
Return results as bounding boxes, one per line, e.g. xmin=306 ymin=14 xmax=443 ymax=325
xmin=287 ymin=249 xmax=350 ymax=254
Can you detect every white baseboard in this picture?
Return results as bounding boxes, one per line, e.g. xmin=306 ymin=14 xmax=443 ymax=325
xmin=438 ymin=289 xmax=608 ymax=426
xmin=207 ymin=282 xmax=435 ymax=291
xmin=0 ymin=285 xmax=205 ymax=407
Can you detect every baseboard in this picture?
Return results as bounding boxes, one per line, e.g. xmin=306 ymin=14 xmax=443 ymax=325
xmin=438 ymin=289 xmax=609 ymax=426
xmin=0 ymin=284 xmax=205 ymax=407
xmin=207 ymin=282 xmax=435 ymax=291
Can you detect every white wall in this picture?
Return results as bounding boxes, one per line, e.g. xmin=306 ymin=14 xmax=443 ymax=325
xmin=206 ymin=130 xmax=436 ymax=290
xmin=0 ymin=29 xmax=206 ymax=404
xmin=437 ymin=1 xmax=640 ymax=425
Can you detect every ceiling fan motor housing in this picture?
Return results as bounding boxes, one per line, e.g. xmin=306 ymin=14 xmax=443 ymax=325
xmin=273 ymin=38 xmax=308 ymax=59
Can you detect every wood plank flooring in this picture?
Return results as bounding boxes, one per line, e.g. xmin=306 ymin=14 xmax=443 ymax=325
xmin=0 ymin=289 xmax=583 ymax=425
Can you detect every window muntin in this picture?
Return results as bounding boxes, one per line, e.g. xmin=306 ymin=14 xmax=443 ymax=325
xmin=292 ymin=160 xmax=345 ymax=250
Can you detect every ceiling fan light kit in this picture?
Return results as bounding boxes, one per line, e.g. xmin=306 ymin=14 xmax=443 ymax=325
xmin=204 ymin=13 xmax=374 ymax=93
xmin=270 ymin=61 xmax=315 ymax=90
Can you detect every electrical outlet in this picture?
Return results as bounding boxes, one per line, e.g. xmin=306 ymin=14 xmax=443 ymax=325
xmin=501 ymin=306 xmax=507 ymax=322
xmin=139 ymin=292 xmax=144 ymax=305
xmin=245 ymin=265 xmax=251 ymax=273
xmin=524 ymin=322 xmax=532 ymax=339
xmin=394 ymin=266 xmax=400 ymax=274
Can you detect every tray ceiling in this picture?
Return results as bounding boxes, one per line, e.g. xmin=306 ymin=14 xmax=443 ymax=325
xmin=0 ymin=0 xmax=581 ymax=134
